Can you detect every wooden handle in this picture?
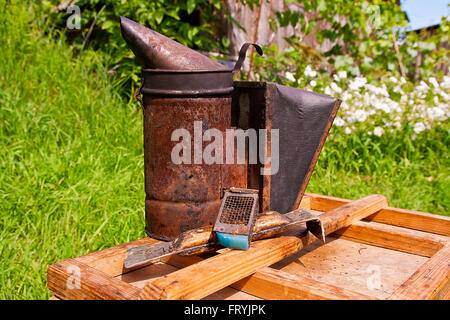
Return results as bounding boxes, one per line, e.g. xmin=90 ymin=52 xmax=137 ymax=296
xmin=139 ymin=194 xmax=387 ymax=300
xmin=172 ymin=211 xmax=292 ymax=252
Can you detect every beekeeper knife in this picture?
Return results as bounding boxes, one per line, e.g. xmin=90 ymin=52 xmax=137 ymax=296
xmin=124 ymin=208 xmax=324 ymax=269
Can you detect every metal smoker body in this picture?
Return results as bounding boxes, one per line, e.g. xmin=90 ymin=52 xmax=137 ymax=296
xmin=122 ymin=16 xmax=262 ymax=240
xmin=140 ymin=69 xmax=247 ymax=240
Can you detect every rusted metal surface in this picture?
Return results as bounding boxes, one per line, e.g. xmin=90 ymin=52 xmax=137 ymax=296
xmin=126 ymin=32 xmax=261 ymax=240
xmin=143 ymin=96 xmax=247 ymax=240
xmin=140 ymin=69 xmax=234 ymax=97
xmin=120 ymin=16 xmax=225 ymax=70
xmin=213 ymin=188 xmax=259 ymax=240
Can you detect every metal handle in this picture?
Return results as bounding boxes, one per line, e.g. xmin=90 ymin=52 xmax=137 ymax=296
xmin=232 ymin=43 xmax=263 ymax=74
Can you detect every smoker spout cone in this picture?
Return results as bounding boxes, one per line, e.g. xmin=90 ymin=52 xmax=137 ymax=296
xmin=120 ymin=16 xmax=226 ymax=70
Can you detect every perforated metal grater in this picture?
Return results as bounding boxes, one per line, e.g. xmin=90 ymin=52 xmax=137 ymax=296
xmin=213 ymin=188 xmax=259 ymax=250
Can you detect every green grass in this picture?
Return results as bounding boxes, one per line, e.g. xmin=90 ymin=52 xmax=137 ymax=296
xmin=309 ymin=126 xmax=449 ymax=213
xmin=0 ymin=2 xmax=448 ymax=300
xmin=0 ymin=2 xmax=145 ymax=299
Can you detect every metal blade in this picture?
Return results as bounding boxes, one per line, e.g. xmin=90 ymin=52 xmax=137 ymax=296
xmin=124 ymin=242 xmax=174 ymax=269
xmin=283 ymin=208 xmax=326 ymax=242
xmin=124 ymin=208 xmax=325 ymax=269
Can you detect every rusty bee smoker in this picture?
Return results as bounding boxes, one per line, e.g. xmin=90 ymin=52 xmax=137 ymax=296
xmin=121 ymin=17 xmax=261 ymax=240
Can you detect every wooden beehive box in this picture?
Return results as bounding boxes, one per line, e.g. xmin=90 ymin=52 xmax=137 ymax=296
xmin=47 ymin=193 xmax=450 ymax=300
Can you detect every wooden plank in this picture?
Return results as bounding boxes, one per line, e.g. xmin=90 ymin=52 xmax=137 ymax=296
xmin=368 ymin=207 xmax=450 ymax=237
xmin=54 ymin=234 xmax=377 ymax=300
xmin=389 ymin=243 xmax=450 ymax=300
xmin=163 ymin=251 xmax=375 ymax=300
xmin=318 ymin=195 xmax=387 ymax=235
xmin=272 ymin=236 xmax=428 ymax=300
xmin=167 ymin=229 xmax=434 ymax=300
xmin=116 ymin=260 xmax=260 ymax=300
xmin=47 ymin=259 xmax=140 ymax=300
xmin=298 ymin=195 xmax=311 ymax=209
xmin=75 ymin=238 xmax=161 ymax=277
xmin=232 ymin=267 xmax=376 ymax=300
xmin=306 ymin=193 xmax=349 ymax=211
xmin=138 ymin=194 xmax=387 ymax=300
xmin=333 ymin=220 xmax=448 ymax=257
xmin=306 ymin=193 xmax=450 ymax=236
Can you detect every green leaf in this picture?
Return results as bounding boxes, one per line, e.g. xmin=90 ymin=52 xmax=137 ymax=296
xmin=317 ymin=0 xmax=327 ymax=12
xmin=101 ymin=20 xmax=114 ymax=30
xmin=187 ymin=27 xmax=199 ymax=41
xmin=221 ymin=37 xmax=230 ymax=48
xmin=154 ymin=11 xmax=164 ymax=25
xmin=187 ymin=0 xmax=196 ymax=15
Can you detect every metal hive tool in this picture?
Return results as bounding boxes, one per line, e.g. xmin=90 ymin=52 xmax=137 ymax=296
xmin=213 ymin=188 xmax=259 ymax=250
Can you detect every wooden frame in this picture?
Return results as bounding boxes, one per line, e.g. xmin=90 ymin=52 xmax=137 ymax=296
xmin=47 ymin=193 xmax=450 ymax=300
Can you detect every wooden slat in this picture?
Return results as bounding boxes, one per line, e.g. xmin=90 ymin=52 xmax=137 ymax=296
xmin=272 ymin=236 xmax=428 ymax=300
xmin=306 ymin=193 xmax=450 ymax=236
xmin=138 ymin=194 xmax=387 ymax=300
xmin=298 ymin=195 xmax=311 ymax=209
xmin=75 ymin=238 xmax=161 ymax=277
xmin=163 ymin=253 xmax=374 ymax=300
xmin=333 ymin=220 xmax=448 ymax=257
xmin=368 ymin=207 xmax=450 ymax=237
xmin=389 ymin=243 xmax=450 ymax=300
xmin=47 ymin=259 xmax=140 ymax=300
xmin=231 ymin=267 xmax=375 ymax=300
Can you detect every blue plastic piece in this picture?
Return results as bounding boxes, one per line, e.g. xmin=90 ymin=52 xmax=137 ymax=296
xmin=216 ymin=232 xmax=249 ymax=250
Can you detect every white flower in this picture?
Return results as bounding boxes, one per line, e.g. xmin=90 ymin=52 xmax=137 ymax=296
xmin=389 ymin=76 xmax=398 ymax=83
xmin=304 ymin=65 xmax=317 ymax=77
xmin=442 ymin=76 xmax=450 ymax=89
xmin=344 ymin=127 xmax=352 ymax=134
xmin=309 ymin=80 xmax=317 ymax=87
xmin=342 ymin=91 xmax=352 ymax=101
xmin=393 ymin=85 xmax=404 ymax=94
xmin=285 ymin=72 xmax=296 ymax=82
xmin=330 ymin=82 xmax=342 ymax=94
xmin=433 ymin=96 xmax=439 ymax=104
xmin=427 ymin=107 xmax=445 ymax=120
xmin=334 ymin=117 xmax=345 ymax=127
xmin=333 ymin=74 xmax=340 ymax=82
xmin=337 ymin=70 xmax=347 ymax=79
xmin=373 ymin=127 xmax=384 ymax=137
xmin=373 ymin=101 xmax=391 ymax=113
xmin=400 ymin=95 xmax=408 ymax=103
xmin=428 ymin=77 xmax=439 ymax=88
xmin=351 ymin=109 xmax=369 ymax=123
xmin=349 ymin=76 xmax=367 ymax=91
xmin=324 ymin=86 xmax=332 ymax=96
xmin=413 ymin=122 xmax=426 ymax=134
xmin=416 ymin=80 xmax=429 ymax=93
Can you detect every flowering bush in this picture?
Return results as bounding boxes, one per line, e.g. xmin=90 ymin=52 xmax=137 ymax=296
xmin=299 ymin=70 xmax=449 ymax=139
xmin=252 ymin=51 xmax=449 ymax=141
xmin=248 ymin=1 xmax=449 ymax=142
xmin=250 ymin=42 xmax=449 ymax=179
